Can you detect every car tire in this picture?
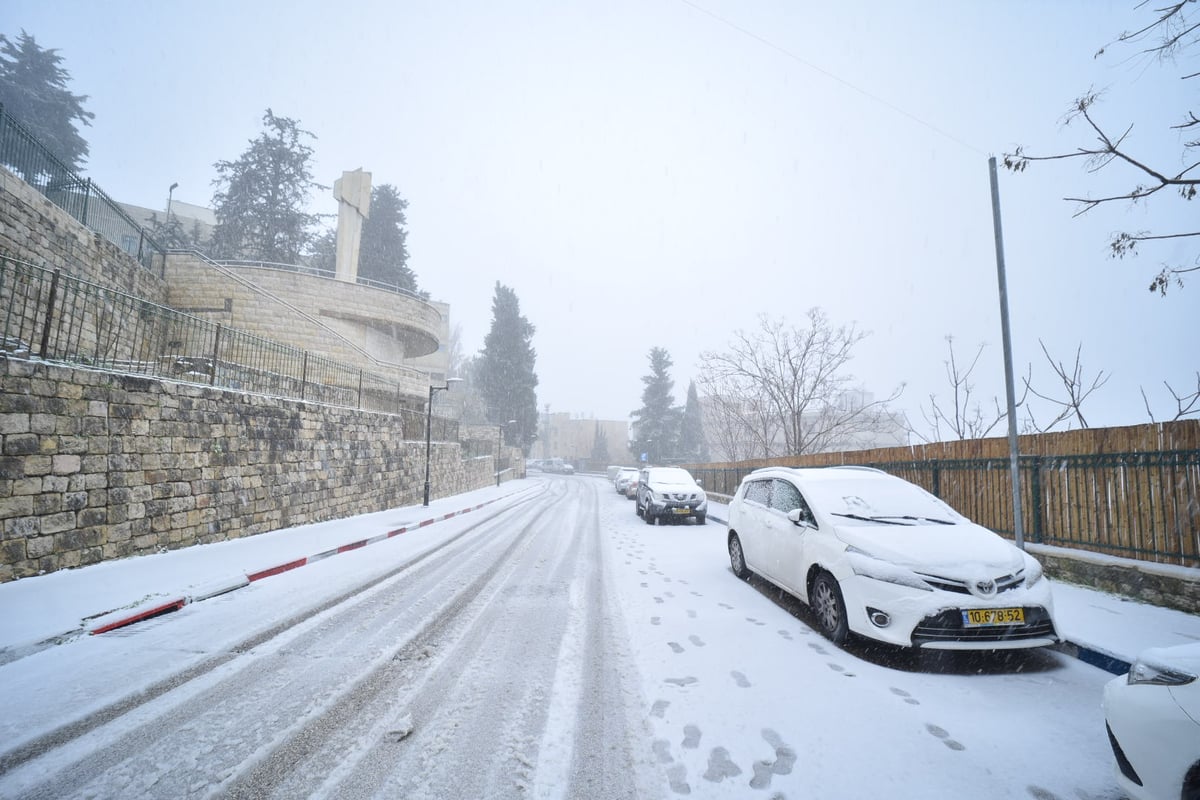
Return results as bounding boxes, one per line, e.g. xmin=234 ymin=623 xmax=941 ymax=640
xmin=695 ymin=514 xmax=706 ymax=525
xmin=644 ymin=508 xmax=656 ymax=525
xmin=728 ymin=533 xmax=750 ymax=579
xmin=810 ymin=572 xmax=849 ymax=645
xmin=635 ymin=500 xmax=644 ymax=517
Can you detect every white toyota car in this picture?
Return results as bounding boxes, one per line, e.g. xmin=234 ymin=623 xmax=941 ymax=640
xmin=1103 ymin=643 xmax=1200 ymax=800
xmin=725 ymin=466 xmax=1059 ymax=651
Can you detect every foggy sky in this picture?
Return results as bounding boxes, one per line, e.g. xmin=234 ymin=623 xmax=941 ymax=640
xmin=7 ymin=0 xmax=1196 ymax=433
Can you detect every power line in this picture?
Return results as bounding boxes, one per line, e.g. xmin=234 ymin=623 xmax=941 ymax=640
xmin=677 ymin=0 xmax=987 ymax=157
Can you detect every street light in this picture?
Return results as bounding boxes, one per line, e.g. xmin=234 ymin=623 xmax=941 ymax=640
xmin=166 ymin=182 xmax=179 ymax=222
xmin=497 ymin=419 xmax=517 ymax=486
xmin=423 ymin=377 xmax=462 ymax=507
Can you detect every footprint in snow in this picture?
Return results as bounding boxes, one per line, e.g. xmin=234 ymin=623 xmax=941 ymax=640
xmin=702 ymin=747 xmax=742 ymax=782
xmin=731 ymin=671 xmax=751 ymax=688
xmin=718 ymin=603 xmax=734 ymax=610
xmin=651 ymin=616 xmax=661 ymax=626
xmin=653 ymin=739 xmax=674 ymax=764
xmin=666 ymin=676 xmax=699 ymax=687
xmin=777 ymin=629 xmax=793 ymax=640
xmin=808 ymin=642 xmax=828 ymax=655
xmin=667 ymin=763 xmax=691 ymax=795
xmin=890 ymin=687 xmax=920 ymax=705
xmin=682 ymin=724 xmax=701 ymax=749
xmin=650 ymin=699 xmax=670 ymax=718
xmin=925 ymin=723 xmax=966 ymax=751
xmin=687 ymin=609 xmax=697 ymax=619
xmin=688 ymin=635 xmax=705 ymax=647
xmin=668 ymin=642 xmax=685 ymax=654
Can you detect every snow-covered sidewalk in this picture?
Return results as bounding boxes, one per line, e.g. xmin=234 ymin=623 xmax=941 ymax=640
xmin=1 ymin=478 xmax=1196 ymax=673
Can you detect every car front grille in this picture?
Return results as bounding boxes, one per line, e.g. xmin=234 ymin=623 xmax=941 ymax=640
xmin=663 ymin=492 xmax=700 ymax=502
xmin=911 ymin=607 xmax=1057 ymax=646
xmin=915 ymin=570 xmax=1025 ymax=595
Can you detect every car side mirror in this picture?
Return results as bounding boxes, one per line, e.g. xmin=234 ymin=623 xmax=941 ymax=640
xmin=787 ymin=508 xmax=815 ymax=529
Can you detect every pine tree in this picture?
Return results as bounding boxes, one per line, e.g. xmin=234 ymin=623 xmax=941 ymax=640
xmin=631 ymin=347 xmax=681 ymax=464
xmin=476 ymin=283 xmax=539 ymax=452
xmin=0 ymin=31 xmax=93 ymax=175
xmin=678 ymin=380 xmax=709 ymax=463
xmin=359 ymin=184 xmax=420 ymax=293
xmin=209 ymin=109 xmax=321 ymax=263
xmin=591 ymin=423 xmax=611 ymax=464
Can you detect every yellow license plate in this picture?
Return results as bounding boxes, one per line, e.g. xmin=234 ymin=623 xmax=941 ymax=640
xmin=962 ymin=608 xmax=1025 ymax=627
xmin=671 ymin=508 xmax=691 ymax=515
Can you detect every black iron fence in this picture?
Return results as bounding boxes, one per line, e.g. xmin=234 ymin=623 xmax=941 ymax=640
xmin=689 ymin=450 xmax=1200 ymax=566
xmin=0 ymin=104 xmax=167 ymax=275
xmin=0 ymin=255 xmax=458 ymax=441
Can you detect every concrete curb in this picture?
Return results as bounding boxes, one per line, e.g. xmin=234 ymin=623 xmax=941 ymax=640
xmin=88 ymin=488 xmax=534 ymax=636
xmin=705 ymin=512 xmax=1131 ymax=676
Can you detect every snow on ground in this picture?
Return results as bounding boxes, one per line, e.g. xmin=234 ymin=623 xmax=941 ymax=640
xmin=1 ymin=474 xmax=1198 ymax=799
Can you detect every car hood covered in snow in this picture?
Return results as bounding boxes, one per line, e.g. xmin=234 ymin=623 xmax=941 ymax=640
xmin=832 ymin=521 xmax=1025 ymax=575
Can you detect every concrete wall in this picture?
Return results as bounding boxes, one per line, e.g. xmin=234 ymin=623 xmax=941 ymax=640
xmin=1030 ymin=544 xmax=1200 ymax=616
xmin=0 ymin=357 xmax=490 ymax=582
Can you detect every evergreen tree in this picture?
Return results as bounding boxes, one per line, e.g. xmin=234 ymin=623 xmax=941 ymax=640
xmin=209 ymin=109 xmax=321 ymax=263
xmin=0 ymin=31 xmax=93 ymax=176
xmin=359 ymin=184 xmax=419 ymax=293
xmin=476 ymin=282 xmax=539 ymax=452
xmin=591 ymin=422 xmax=611 ymax=464
xmin=631 ymin=347 xmax=681 ymax=464
xmin=678 ymin=380 xmax=709 ymax=463
xmin=308 ymin=228 xmax=336 ymax=272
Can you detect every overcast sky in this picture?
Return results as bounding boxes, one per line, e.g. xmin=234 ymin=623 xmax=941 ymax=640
xmin=6 ymin=1 xmax=1196 ymax=432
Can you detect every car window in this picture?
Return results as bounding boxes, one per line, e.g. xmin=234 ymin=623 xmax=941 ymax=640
xmin=743 ymin=479 xmax=771 ymax=506
xmin=769 ymin=479 xmax=804 ymax=513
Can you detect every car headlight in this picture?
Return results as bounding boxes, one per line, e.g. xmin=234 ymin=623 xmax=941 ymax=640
xmin=845 ymin=546 xmax=933 ymax=591
xmin=1021 ymin=552 xmax=1044 ymax=587
xmin=1127 ymin=658 xmax=1197 ymax=686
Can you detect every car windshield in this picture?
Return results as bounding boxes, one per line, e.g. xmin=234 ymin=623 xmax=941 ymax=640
xmin=804 ymin=478 xmax=964 ymax=525
xmin=650 ymin=468 xmax=697 ymax=484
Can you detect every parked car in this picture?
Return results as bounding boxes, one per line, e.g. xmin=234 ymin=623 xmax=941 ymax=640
xmin=635 ymin=466 xmax=707 ymax=525
xmin=725 ymin=465 xmax=1058 ymax=651
xmin=614 ymin=467 xmax=639 ymax=495
xmin=1102 ymin=642 xmax=1200 ymax=800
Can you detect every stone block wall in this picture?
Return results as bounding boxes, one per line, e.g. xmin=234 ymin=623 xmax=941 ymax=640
xmin=0 ymin=357 xmax=489 ymax=582
xmin=1029 ymin=544 xmax=1200 ymax=615
xmin=0 ymin=166 xmax=168 ymax=302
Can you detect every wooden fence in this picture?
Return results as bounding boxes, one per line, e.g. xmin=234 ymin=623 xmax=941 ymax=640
xmin=686 ymin=421 xmax=1200 ymax=567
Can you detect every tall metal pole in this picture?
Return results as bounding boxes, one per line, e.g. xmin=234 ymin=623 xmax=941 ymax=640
xmin=988 ymin=156 xmax=1025 ymax=549
xmin=423 ymin=384 xmax=436 ymax=507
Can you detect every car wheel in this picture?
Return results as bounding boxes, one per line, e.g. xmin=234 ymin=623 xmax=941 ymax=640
xmin=695 ymin=513 xmax=706 ymax=525
xmin=810 ymin=572 xmax=849 ymax=645
xmin=644 ymin=508 xmax=656 ymax=525
xmin=635 ymin=500 xmax=644 ymax=517
xmin=728 ymin=533 xmax=750 ymax=579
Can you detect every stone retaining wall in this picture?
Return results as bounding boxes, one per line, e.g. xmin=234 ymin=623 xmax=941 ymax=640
xmin=1029 ymin=544 xmax=1200 ymax=616
xmin=0 ymin=166 xmax=168 ymax=301
xmin=0 ymin=357 xmax=489 ymax=582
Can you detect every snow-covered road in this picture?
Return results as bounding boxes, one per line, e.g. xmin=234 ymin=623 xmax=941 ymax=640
xmin=0 ymin=475 xmax=1130 ymax=799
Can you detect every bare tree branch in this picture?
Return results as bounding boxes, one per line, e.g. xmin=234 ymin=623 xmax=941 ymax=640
xmin=1022 ymin=340 xmax=1110 ymax=431
xmin=1003 ymin=2 xmax=1200 ymax=293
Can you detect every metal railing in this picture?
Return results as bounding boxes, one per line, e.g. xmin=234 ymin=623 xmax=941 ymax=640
xmin=688 ymin=450 xmax=1200 ymax=566
xmin=212 ymin=260 xmax=432 ymax=302
xmin=0 ymin=104 xmax=167 ymax=275
xmin=0 ymin=255 xmax=458 ymax=441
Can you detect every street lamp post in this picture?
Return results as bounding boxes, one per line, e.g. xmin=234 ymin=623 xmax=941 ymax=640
xmin=496 ymin=419 xmax=517 ymax=486
xmin=166 ymin=182 xmax=179 ymax=223
xmin=423 ymin=377 xmax=462 ymax=507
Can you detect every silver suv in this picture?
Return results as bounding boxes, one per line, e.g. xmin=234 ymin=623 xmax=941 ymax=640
xmin=635 ymin=466 xmax=707 ymax=525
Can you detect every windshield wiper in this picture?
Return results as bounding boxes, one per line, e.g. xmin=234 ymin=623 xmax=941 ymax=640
xmin=830 ymin=513 xmax=907 ymax=525
xmin=870 ymin=515 xmax=956 ymax=525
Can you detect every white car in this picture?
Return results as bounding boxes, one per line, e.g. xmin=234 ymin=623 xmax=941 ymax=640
xmin=1103 ymin=643 xmax=1200 ymax=800
xmin=725 ymin=466 xmax=1058 ymax=650
xmin=635 ymin=466 xmax=707 ymax=525
xmin=614 ymin=467 xmax=639 ymax=495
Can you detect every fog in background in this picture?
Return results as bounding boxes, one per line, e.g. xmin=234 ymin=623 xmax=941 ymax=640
xmin=8 ymin=0 xmax=1195 ymax=431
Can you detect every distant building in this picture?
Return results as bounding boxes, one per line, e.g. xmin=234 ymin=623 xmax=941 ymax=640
xmin=533 ymin=411 xmax=634 ymax=469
